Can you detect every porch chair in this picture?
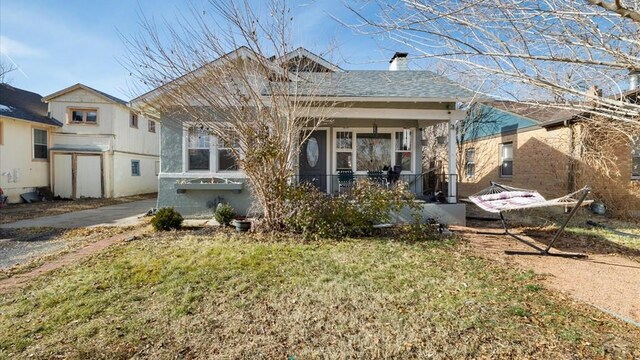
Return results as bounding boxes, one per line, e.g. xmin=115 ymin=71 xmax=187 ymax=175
xmin=337 ymin=170 xmax=355 ymax=195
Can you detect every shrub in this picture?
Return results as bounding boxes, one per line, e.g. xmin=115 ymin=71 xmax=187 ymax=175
xmin=284 ymin=180 xmax=422 ymax=239
xmin=151 ymin=207 xmax=184 ymax=231
xmin=214 ymin=203 xmax=235 ymax=226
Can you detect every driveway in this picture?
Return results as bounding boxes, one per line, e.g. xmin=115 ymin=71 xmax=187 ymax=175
xmin=0 ymin=199 xmax=156 ymax=229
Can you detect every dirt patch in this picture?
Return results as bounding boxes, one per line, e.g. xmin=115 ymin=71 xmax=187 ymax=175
xmin=456 ymin=224 xmax=640 ymax=325
xmin=0 ymin=193 xmax=156 ymax=224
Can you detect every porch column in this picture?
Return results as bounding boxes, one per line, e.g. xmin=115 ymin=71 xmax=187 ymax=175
xmin=447 ymin=110 xmax=466 ymax=203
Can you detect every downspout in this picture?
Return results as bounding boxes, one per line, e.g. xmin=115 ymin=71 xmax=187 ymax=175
xmin=566 ymin=119 xmax=575 ymax=194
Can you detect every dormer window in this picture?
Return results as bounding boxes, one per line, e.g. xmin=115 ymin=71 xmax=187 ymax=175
xmin=69 ymin=108 xmax=98 ymax=124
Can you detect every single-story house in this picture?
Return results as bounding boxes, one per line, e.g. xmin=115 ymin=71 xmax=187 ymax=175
xmin=135 ymin=48 xmax=477 ymax=224
xmin=0 ymin=83 xmax=62 ymax=203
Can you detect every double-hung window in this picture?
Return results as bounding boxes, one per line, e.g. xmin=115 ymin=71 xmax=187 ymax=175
xmin=186 ymin=126 xmax=240 ymax=172
xmin=33 ymin=129 xmax=48 ymax=160
xmin=187 ymin=127 xmax=211 ymax=171
xmin=394 ymin=129 xmax=412 ymax=171
xmin=465 ymin=148 xmax=476 ymax=178
xmin=336 ymin=131 xmax=353 ymax=170
xmin=500 ymin=142 xmax=513 ymax=177
xmin=130 ymin=112 xmax=139 ymax=128
xmin=131 ymin=160 xmax=141 ymax=176
xmin=148 ymin=120 xmax=156 ymax=133
xmin=632 ymin=136 xmax=640 ymax=179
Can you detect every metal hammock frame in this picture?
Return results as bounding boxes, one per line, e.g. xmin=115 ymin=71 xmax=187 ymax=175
xmin=467 ymin=182 xmax=593 ymax=258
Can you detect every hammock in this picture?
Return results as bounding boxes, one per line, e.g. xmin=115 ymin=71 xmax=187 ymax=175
xmin=466 ymin=182 xmax=593 ymax=258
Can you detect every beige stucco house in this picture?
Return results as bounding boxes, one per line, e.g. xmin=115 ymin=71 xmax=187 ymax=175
xmin=42 ymin=84 xmax=160 ymax=199
xmin=0 ymin=84 xmax=62 ymax=203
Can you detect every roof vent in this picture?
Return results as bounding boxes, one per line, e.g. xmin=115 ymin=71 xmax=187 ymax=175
xmin=389 ymin=52 xmax=408 ymax=71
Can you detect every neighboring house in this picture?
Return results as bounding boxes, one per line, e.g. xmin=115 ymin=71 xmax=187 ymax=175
xmin=0 ymin=84 xmax=62 ymax=203
xmin=42 ymin=84 xmax=159 ymax=199
xmin=134 ymin=48 xmax=475 ymax=223
xmin=458 ymin=87 xmax=640 ymax=216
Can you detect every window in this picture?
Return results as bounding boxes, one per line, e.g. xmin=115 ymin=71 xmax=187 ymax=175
xmin=33 ymin=129 xmax=48 ymax=160
xmin=465 ymin=148 xmax=476 ymax=178
xmin=188 ymin=127 xmax=210 ymax=171
xmin=632 ymin=136 xmax=640 ymax=179
xmin=500 ymin=142 xmax=513 ymax=177
xmin=334 ymin=129 xmax=413 ymax=172
xmin=69 ymin=108 xmax=98 ymax=123
xmin=131 ymin=160 xmax=141 ymax=176
xmin=336 ymin=131 xmax=352 ymax=170
xmin=395 ymin=129 xmax=412 ymax=171
xmin=356 ymin=133 xmax=391 ymax=172
xmin=148 ymin=120 xmax=156 ymax=133
xmin=130 ymin=112 xmax=138 ymax=128
xmin=217 ymin=135 xmax=239 ymax=171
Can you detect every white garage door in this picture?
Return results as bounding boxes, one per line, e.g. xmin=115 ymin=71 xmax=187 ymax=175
xmin=53 ymin=154 xmax=73 ymax=199
xmin=76 ymin=155 xmax=102 ymax=198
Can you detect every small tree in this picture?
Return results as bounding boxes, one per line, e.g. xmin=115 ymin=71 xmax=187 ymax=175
xmin=124 ymin=0 xmax=338 ymax=230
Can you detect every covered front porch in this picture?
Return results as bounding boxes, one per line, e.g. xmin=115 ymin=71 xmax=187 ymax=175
xmin=295 ymin=106 xmax=467 ymax=225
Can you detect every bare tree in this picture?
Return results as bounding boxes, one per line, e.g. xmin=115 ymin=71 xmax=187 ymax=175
xmin=124 ymin=0 xmax=337 ymax=229
xmin=345 ymin=0 xmax=640 ymax=127
xmin=0 ymin=58 xmax=16 ymax=83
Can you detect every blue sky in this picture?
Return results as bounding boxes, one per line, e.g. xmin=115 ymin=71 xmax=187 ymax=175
xmin=0 ymin=0 xmax=406 ymax=101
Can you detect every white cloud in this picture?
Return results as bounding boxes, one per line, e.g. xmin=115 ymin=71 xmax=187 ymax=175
xmin=0 ymin=36 xmax=44 ymax=58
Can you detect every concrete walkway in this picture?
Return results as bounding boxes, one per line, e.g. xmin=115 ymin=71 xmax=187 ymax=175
xmin=0 ymin=199 xmax=156 ymax=229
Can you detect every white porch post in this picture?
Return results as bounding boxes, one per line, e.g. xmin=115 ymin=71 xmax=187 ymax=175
xmin=447 ymin=110 xmax=466 ymax=203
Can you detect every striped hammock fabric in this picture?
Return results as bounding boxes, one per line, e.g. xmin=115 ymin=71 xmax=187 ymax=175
xmin=468 ymin=183 xmax=592 ymax=214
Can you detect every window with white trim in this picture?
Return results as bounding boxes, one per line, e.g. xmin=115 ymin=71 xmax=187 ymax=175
xmin=131 ymin=160 xmax=141 ymax=176
xmin=33 ymin=129 xmax=48 ymax=159
xmin=632 ymin=136 xmax=640 ymax=179
xmin=148 ymin=120 xmax=156 ymax=133
xmin=130 ymin=112 xmax=138 ymax=128
xmin=336 ymin=131 xmax=352 ymax=170
xmin=500 ymin=142 xmax=513 ymax=177
xmin=186 ymin=126 xmax=240 ymax=172
xmin=395 ymin=129 xmax=412 ymax=171
xmin=187 ymin=127 xmax=210 ymax=171
xmin=334 ymin=129 xmax=413 ymax=173
xmin=465 ymin=148 xmax=476 ymax=178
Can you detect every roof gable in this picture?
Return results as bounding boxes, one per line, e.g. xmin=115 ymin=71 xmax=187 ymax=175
xmin=278 ymin=47 xmax=342 ymax=73
xmin=43 ymin=83 xmax=127 ymax=106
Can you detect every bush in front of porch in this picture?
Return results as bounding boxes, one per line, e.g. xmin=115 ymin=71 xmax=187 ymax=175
xmin=284 ymin=179 xmax=426 ymax=239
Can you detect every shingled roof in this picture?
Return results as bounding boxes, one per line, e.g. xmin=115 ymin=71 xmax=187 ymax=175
xmin=267 ymin=70 xmax=477 ymax=101
xmin=0 ymin=83 xmax=62 ymax=127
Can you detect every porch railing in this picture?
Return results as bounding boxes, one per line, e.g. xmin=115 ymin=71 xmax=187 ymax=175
xmin=291 ymin=173 xmax=454 ymax=202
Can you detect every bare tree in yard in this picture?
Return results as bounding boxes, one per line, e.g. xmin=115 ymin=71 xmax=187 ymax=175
xmin=124 ymin=0 xmax=336 ymax=229
xmin=346 ymin=0 xmax=640 ymax=126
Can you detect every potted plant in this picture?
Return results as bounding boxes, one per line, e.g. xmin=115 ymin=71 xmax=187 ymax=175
xmin=233 ymin=215 xmax=251 ymax=232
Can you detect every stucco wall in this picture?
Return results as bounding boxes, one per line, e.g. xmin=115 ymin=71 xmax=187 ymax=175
xmin=157 ymin=177 xmax=254 ymax=218
xmin=0 ymin=117 xmax=52 ymax=203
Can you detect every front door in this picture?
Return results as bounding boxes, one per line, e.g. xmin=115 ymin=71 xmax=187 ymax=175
xmin=298 ymin=130 xmax=327 ymax=192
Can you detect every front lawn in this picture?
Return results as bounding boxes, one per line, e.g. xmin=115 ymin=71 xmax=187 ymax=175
xmin=1 ymin=231 xmax=638 ymax=358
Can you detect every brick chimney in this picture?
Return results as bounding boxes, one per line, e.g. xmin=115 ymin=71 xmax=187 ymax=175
xmin=389 ymin=52 xmax=408 ymax=71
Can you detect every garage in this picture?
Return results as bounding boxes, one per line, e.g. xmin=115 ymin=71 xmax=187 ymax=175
xmin=53 ymin=153 xmax=103 ymax=199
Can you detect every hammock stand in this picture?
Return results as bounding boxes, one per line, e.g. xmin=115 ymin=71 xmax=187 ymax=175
xmin=467 ymin=182 xmax=593 ymax=258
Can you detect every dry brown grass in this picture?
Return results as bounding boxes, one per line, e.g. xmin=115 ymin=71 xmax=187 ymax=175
xmin=0 ymin=230 xmax=638 ymax=359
